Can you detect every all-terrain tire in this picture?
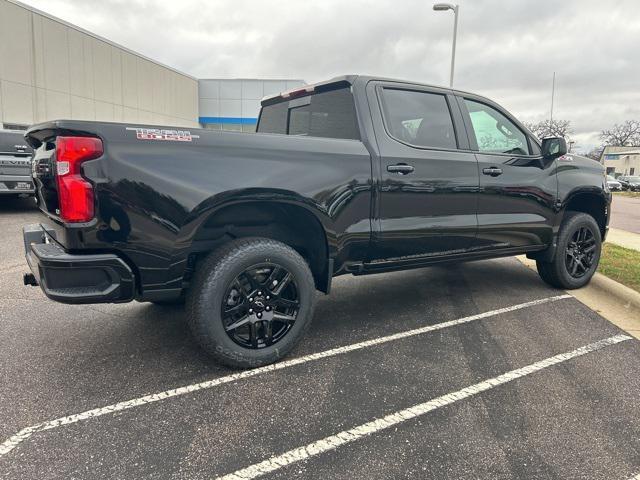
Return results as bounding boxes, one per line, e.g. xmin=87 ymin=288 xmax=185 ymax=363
xmin=186 ymin=237 xmax=316 ymax=368
xmin=536 ymin=211 xmax=602 ymax=289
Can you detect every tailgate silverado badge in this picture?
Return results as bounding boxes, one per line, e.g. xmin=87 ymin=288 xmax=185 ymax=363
xmin=126 ymin=127 xmax=199 ymax=142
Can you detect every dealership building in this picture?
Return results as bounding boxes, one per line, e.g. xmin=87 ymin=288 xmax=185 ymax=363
xmin=198 ymin=79 xmax=304 ymax=132
xmin=0 ymin=0 xmax=303 ymax=132
xmin=601 ymin=146 xmax=640 ymax=177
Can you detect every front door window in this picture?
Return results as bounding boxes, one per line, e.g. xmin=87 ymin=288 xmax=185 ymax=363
xmin=464 ymin=99 xmax=529 ymax=156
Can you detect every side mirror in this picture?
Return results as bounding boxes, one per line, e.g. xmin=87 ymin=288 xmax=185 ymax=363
xmin=541 ymin=136 xmax=567 ymax=159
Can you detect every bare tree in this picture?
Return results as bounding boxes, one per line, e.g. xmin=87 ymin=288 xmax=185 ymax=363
xmin=600 ymin=120 xmax=640 ymax=146
xmin=524 ymin=119 xmax=573 ymax=141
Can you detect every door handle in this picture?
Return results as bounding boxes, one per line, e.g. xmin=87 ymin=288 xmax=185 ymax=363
xmin=387 ymin=164 xmax=415 ymax=175
xmin=482 ymin=166 xmax=503 ymax=177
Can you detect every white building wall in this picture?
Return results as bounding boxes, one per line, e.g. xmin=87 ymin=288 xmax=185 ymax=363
xmin=199 ymin=79 xmax=304 ymax=132
xmin=0 ymin=0 xmax=199 ymax=129
xmin=602 ymin=146 xmax=640 ymax=176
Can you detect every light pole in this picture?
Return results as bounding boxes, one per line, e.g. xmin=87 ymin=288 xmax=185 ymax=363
xmin=433 ymin=3 xmax=459 ymax=87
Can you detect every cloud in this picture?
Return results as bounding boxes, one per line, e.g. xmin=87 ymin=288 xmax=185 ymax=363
xmin=21 ymin=0 xmax=640 ymax=151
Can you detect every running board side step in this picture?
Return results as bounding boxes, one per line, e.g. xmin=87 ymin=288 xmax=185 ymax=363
xmin=351 ymin=245 xmax=547 ymax=275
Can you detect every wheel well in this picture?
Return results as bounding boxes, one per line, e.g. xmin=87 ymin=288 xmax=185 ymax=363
xmin=189 ymin=201 xmax=330 ymax=292
xmin=565 ymin=192 xmax=607 ymax=237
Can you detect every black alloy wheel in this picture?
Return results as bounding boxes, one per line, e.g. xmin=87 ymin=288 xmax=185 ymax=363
xmin=564 ymin=225 xmax=597 ymax=279
xmin=186 ymin=237 xmax=316 ymax=368
xmin=536 ymin=211 xmax=602 ymax=290
xmin=222 ymin=263 xmax=299 ymax=349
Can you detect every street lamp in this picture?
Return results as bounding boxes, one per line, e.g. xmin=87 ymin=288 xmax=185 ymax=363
xmin=433 ymin=3 xmax=459 ymax=87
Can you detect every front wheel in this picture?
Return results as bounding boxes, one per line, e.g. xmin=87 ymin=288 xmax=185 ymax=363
xmin=186 ymin=237 xmax=316 ymax=368
xmin=536 ymin=212 xmax=602 ymax=289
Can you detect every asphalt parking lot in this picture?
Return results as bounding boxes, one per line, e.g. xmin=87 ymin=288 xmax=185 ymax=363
xmin=611 ymin=194 xmax=640 ymax=234
xmin=1 ymin=197 xmax=640 ymax=480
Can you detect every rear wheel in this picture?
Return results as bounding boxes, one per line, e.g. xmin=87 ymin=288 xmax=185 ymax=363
xmin=536 ymin=212 xmax=602 ymax=289
xmin=186 ymin=237 xmax=316 ymax=368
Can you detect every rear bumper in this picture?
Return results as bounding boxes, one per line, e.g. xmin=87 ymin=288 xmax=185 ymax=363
xmin=23 ymin=224 xmax=135 ymax=304
xmin=0 ymin=175 xmax=35 ymax=194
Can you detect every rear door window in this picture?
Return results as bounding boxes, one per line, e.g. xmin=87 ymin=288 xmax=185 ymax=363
xmin=379 ymin=88 xmax=457 ymax=149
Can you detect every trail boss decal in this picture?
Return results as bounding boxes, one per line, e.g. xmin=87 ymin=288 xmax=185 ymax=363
xmin=126 ymin=127 xmax=199 ymax=142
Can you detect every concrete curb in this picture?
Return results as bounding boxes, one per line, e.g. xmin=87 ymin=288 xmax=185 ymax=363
xmin=587 ymin=271 xmax=640 ymax=311
xmin=517 ymin=256 xmax=640 ymax=339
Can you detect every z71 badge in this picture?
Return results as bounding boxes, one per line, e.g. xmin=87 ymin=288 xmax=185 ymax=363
xmin=126 ymin=127 xmax=199 ymax=142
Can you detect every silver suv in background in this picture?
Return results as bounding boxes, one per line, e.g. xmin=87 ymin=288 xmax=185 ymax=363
xmin=606 ymin=175 xmax=622 ymax=191
xmin=0 ymin=129 xmax=34 ymax=197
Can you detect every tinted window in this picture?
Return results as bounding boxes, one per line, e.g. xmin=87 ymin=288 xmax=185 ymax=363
xmin=380 ymin=88 xmax=457 ymax=149
xmin=257 ymin=102 xmax=288 ymax=134
xmin=258 ymin=87 xmax=360 ymax=140
xmin=0 ymin=130 xmax=32 ymax=154
xmin=464 ymin=99 xmax=529 ymax=155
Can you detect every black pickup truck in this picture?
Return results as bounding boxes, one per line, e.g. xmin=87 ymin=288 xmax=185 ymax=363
xmin=22 ymin=75 xmax=610 ymax=367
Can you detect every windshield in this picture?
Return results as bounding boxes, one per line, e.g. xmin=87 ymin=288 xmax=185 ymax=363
xmin=626 ymin=176 xmax=640 ymax=181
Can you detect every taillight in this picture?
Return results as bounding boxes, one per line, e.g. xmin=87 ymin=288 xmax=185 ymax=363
xmin=55 ymin=136 xmax=103 ymax=222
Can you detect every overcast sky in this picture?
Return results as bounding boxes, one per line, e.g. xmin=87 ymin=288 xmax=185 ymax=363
xmin=21 ymin=0 xmax=640 ymax=151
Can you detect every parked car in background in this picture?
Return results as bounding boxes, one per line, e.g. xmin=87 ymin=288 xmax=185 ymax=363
xmin=0 ymin=129 xmax=34 ymax=197
xmin=606 ymin=175 xmax=622 ymax=191
xmin=618 ymin=175 xmax=640 ymax=191
xmin=618 ymin=176 xmax=630 ymax=190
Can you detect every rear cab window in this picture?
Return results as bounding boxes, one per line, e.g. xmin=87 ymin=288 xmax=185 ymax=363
xmin=257 ymin=85 xmax=360 ymax=140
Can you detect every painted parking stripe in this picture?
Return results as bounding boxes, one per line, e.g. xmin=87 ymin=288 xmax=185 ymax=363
xmin=0 ymin=295 xmax=571 ymax=456
xmin=216 ymin=334 xmax=632 ymax=480
xmin=628 ymin=472 xmax=640 ymax=480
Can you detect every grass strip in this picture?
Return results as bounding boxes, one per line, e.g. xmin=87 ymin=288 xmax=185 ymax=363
xmin=598 ymin=243 xmax=640 ymax=292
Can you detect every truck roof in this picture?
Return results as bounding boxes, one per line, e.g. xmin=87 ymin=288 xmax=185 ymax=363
xmin=260 ymin=74 xmax=490 ymax=107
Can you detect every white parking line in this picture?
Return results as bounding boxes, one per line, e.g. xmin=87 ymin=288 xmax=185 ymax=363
xmin=0 ymin=294 xmax=571 ymax=457
xmin=215 ymin=334 xmax=632 ymax=480
xmin=628 ymin=472 xmax=640 ymax=480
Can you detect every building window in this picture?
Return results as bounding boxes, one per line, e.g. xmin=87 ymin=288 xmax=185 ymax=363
xmin=3 ymin=123 xmax=28 ymax=131
xmin=631 ymin=168 xmax=636 ymax=175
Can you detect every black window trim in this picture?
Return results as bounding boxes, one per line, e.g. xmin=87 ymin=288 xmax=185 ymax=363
xmin=285 ymin=96 xmax=313 ymax=134
xmin=286 ymin=103 xmax=312 ymax=136
xmin=457 ymin=95 xmax=541 ymax=158
xmin=375 ymin=85 xmax=466 ymax=153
